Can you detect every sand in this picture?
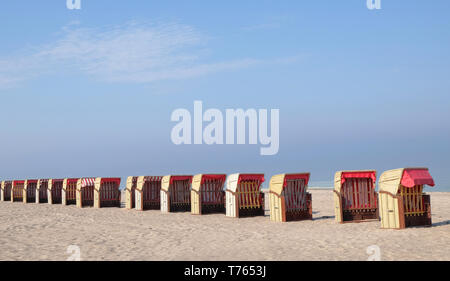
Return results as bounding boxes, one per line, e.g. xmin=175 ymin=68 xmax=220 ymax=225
xmin=0 ymin=190 xmax=449 ymax=261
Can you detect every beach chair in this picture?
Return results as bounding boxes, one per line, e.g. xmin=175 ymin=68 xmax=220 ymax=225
xmin=36 ymin=179 xmax=49 ymax=203
xmin=23 ymin=180 xmax=38 ymax=203
xmin=125 ymin=176 xmax=138 ymax=210
xmin=135 ymin=176 xmax=163 ymax=211
xmin=76 ymin=178 xmax=95 ymax=208
xmin=269 ymin=173 xmax=312 ymax=222
xmin=160 ymin=175 xmax=193 ymax=213
xmin=333 ymin=170 xmax=378 ymax=223
xmin=93 ymin=178 xmax=121 ymax=208
xmin=1 ymin=181 xmax=12 ymax=202
xmin=379 ymin=168 xmax=434 ymax=229
xmin=62 ymin=178 xmax=79 ymax=206
xmin=48 ymin=179 xmax=64 ymax=204
xmin=225 ymin=174 xmax=265 ymax=218
xmin=191 ymin=174 xmax=226 ymax=215
xmin=12 ymin=180 xmax=25 ymax=202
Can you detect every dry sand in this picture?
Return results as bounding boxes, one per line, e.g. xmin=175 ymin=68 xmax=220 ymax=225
xmin=0 ymin=190 xmax=449 ymax=261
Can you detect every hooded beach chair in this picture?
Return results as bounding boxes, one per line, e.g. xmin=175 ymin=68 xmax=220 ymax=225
xmin=36 ymin=179 xmax=49 ymax=203
xmin=225 ymin=174 xmax=265 ymax=218
xmin=48 ymin=179 xmax=64 ymax=204
xmin=135 ymin=176 xmax=163 ymax=211
xmin=160 ymin=175 xmax=193 ymax=213
xmin=333 ymin=170 xmax=378 ymax=223
xmin=1 ymin=181 xmax=12 ymax=202
xmin=62 ymin=178 xmax=79 ymax=206
xmin=23 ymin=180 xmax=38 ymax=203
xmin=378 ymin=168 xmax=434 ymax=229
xmin=191 ymin=174 xmax=226 ymax=215
xmin=93 ymin=178 xmax=121 ymax=208
xmin=12 ymin=180 xmax=25 ymax=202
xmin=76 ymin=178 xmax=95 ymax=208
xmin=269 ymin=173 xmax=312 ymax=222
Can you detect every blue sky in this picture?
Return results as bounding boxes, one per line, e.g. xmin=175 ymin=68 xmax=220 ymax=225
xmin=1 ymin=1 xmax=449 ymax=190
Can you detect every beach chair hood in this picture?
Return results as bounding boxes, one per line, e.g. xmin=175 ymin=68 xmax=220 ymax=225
xmin=269 ymin=173 xmax=310 ymax=196
xmin=379 ymin=168 xmax=434 ymax=195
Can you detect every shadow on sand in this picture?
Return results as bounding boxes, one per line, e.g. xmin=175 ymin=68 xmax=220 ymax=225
xmin=432 ymin=220 xmax=450 ymax=227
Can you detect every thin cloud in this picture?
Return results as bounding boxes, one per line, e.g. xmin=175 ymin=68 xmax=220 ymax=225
xmin=0 ymin=21 xmax=300 ymax=88
xmin=242 ymin=23 xmax=281 ymax=32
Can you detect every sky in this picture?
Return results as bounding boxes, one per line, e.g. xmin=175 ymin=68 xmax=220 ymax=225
xmin=1 ymin=1 xmax=449 ymax=190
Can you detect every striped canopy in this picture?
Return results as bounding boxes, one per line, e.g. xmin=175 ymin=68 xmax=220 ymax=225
xmin=82 ymin=178 xmax=96 ymax=187
xmin=144 ymin=176 xmax=163 ymax=182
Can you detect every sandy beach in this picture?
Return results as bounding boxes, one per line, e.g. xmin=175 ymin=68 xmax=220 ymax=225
xmin=0 ymin=190 xmax=449 ymax=261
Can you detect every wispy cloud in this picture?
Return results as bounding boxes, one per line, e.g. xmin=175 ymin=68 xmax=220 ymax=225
xmin=242 ymin=23 xmax=281 ymax=32
xmin=0 ymin=21 xmax=300 ymax=88
xmin=241 ymin=14 xmax=293 ymax=32
xmin=0 ymin=76 xmax=20 ymax=88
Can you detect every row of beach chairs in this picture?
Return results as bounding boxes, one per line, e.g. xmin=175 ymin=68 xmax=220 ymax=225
xmin=0 ymin=167 xmax=435 ymax=230
xmin=0 ymin=178 xmax=120 ymax=208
